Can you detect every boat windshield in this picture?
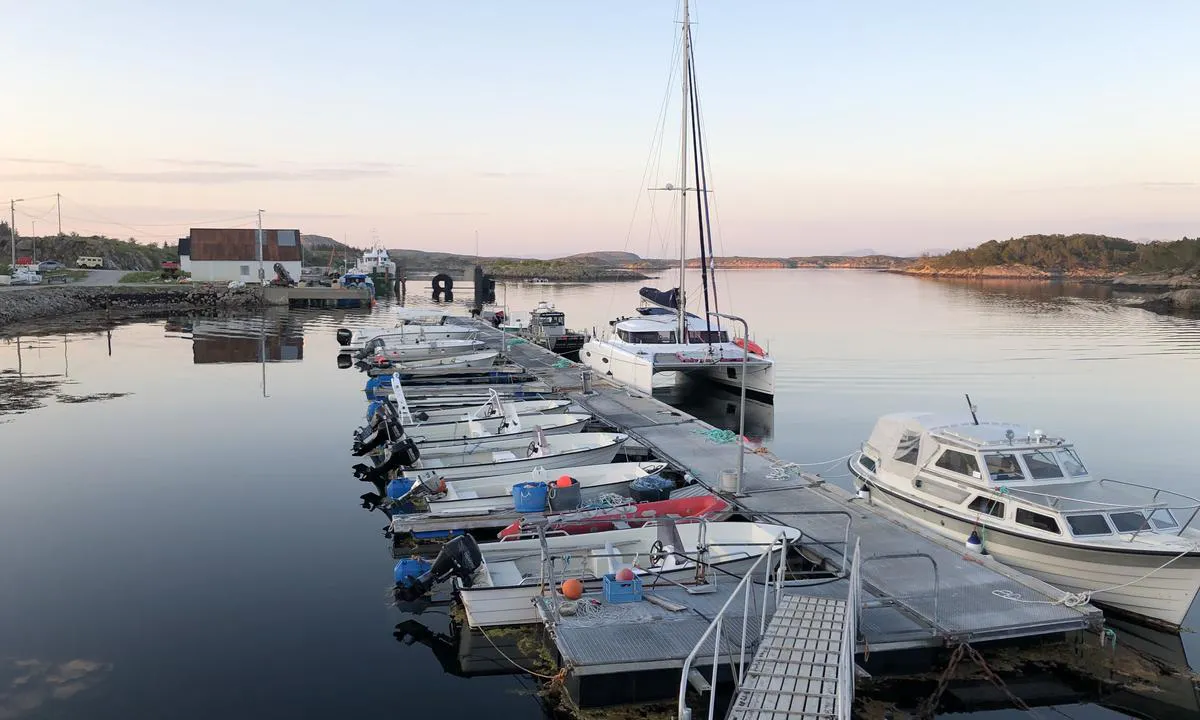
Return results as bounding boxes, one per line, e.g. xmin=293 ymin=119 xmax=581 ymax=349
xmin=984 ymin=453 xmax=1025 ymax=482
xmin=1021 ymin=450 xmax=1064 ymax=480
xmin=617 ymin=329 xmax=678 ymax=344
xmin=1057 ymin=448 xmax=1087 ymax=477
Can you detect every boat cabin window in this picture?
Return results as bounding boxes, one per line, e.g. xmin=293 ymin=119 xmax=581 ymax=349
xmin=537 ymin=313 xmax=564 ymax=327
xmin=1016 ymin=508 xmax=1060 ymax=534
xmin=617 ymin=329 xmax=677 ymax=344
xmin=1058 ymin=448 xmax=1087 ymax=477
xmin=1149 ymin=509 xmax=1179 ymax=530
xmin=686 ymin=330 xmax=729 ymax=343
xmin=1066 ymin=514 xmax=1112 ymax=536
xmin=984 ymin=453 xmax=1025 ymax=482
xmin=859 ymin=455 xmax=877 ymax=473
xmin=967 ymin=495 xmax=1005 ymax=518
xmin=1109 ymin=511 xmax=1151 ymax=533
xmin=935 ymin=449 xmax=981 ymax=478
xmin=893 ymin=431 xmax=921 ymax=464
xmin=1022 ymin=450 xmax=1064 ymax=480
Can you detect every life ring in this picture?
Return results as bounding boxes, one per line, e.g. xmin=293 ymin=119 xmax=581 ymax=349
xmin=735 ymin=338 xmax=766 ymax=356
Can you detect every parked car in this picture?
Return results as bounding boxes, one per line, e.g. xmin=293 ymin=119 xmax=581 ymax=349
xmin=37 ymin=260 xmax=65 ymax=272
xmin=76 ymin=256 xmax=104 ymax=268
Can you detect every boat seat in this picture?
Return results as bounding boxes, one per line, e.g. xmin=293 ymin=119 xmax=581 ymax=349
xmin=486 ymin=560 xmax=526 ymax=587
xmin=491 ymin=451 xmax=518 ymax=462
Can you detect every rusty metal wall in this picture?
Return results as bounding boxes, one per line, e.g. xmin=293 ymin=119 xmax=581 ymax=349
xmin=188 ymin=228 xmax=302 ymax=262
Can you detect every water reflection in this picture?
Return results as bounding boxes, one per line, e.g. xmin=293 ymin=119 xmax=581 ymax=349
xmin=165 ymin=312 xmax=305 ymax=364
xmin=0 ymin=658 xmax=113 ymax=718
xmin=656 ymin=379 xmax=775 ymax=442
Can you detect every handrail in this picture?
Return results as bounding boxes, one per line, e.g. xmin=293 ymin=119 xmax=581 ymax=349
xmin=741 ymin=510 xmax=854 ymax=574
xmin=837 ymin=539 xmax=861 ymax=720
xmin=677 ymin=533 xmax=788 ymax=720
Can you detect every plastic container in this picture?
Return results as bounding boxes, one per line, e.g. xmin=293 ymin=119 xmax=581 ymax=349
xmin=603 ymin=573 xmax=644 ymax=603
xmin=548 ymin=476 xmax=582 ymax=511
xmin=512 ymin=481 xmax=549 ymax=513
xmin=386 ymin=478 xmax=415 ymax=500
xmin=629 ymin=473 xmax=674 ymax=502
xmin=394 ymin=558 xmax=432 ymax=586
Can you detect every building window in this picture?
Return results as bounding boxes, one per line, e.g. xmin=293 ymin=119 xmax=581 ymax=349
xmin=277 ymin=230 xmax=297 ymax=246
xmin=967 ymin=496 xmax=1004 ymax=518
xmin=935 ymin=449 xmax=981 ymax=478
xmin=894 ymin=431 xmax=920 ymax=464
xmin=1016 ymin=508 xmax=1060 ymax=534
xmin=240 ymin=265 xmax=250 ymax=276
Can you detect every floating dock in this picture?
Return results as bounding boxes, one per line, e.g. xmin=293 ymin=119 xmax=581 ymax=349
xmin=264 ymin=285 xmax=371 ymax=308
xmin=394 ymin=319 xmax=1104 ymax=710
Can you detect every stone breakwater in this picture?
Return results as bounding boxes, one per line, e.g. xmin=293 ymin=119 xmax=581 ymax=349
xmin=0 ymin=285 xmax=266 ymax=329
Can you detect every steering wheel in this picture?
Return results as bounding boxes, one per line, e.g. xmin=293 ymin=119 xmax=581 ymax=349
xmin=649 ymin=540 xmax=667 ymax=566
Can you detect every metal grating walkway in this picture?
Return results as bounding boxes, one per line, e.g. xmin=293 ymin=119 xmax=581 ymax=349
xmin=728 ymin=595 xmax=846 ymax=720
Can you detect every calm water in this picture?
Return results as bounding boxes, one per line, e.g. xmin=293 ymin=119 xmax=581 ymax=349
xmin=2 ymin=270 xmax=1198 ymax=719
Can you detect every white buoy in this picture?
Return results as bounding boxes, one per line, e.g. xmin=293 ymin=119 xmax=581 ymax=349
xmin=965 ymin=530 xmax=983 ymax=554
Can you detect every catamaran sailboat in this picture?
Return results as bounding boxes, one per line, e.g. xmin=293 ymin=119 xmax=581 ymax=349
xmin=848 ymin=412 xmax=1200 ymax=628
xmin=580 ymin=4 xmax=774 ymax=400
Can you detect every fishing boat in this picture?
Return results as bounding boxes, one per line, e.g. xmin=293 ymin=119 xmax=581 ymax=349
xmin=358 ymin=338 xmax=488 ymax=364
xmin=387 ymin=411 xmax=591 ymax=449
xmin=848 ymin=412 xmax=1200 ymax=628
xmin=579 ymin=4 xmax=774 ymax=401
xmin=365 ymin=375 xmax=550 ymax=401
xmin=516 ymin=301 xmax=586 ymax=357
xmin=498 ymin=493 xmax=731 ymax=538
xmin=409 ymin=462 xmax=669 ymax=515
xmin=337 ymin=323 xmax=477 ymax=351
xmin=365 ymin=395 xmax=572 ymax=425
xmin=354 ymin=241 xmax=397 ymax=276
xmin=356 ymin=431 xmax=629 ymax=484
xmin=362 ymin=351 xmax=499 ymax=371
xmin=453 ymin=521 xmax=800 ymax=627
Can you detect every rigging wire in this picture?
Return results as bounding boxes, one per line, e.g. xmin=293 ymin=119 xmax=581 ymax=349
xmin=685 ymin=36 xmax=714 ymax=342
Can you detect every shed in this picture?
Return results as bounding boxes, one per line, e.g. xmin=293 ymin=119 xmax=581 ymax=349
xmin=183 ymin=228 xmax=301 ymax=282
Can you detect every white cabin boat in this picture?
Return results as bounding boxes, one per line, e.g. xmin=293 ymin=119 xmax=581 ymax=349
xmin=582 ymin=310 xmax=774 ymax=399
xmin=456 ymin=521 xmax=801 ymax=627
xmin=355 ymin=242 xmax=397 ymax=276
xmin=849 ymin=413 xmax=1200 ymax=628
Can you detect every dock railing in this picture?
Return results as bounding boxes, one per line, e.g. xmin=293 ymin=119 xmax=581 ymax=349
xmin=676 ymin=532 xmax=789 ymax=720
xmin=838 ymin=539 xmax=861 ymax=720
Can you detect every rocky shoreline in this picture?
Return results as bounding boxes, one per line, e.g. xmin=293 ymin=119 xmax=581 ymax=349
xmin=0 ymin=285 xmax=266 ymax=332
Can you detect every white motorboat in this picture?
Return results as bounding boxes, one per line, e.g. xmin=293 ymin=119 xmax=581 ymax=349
xmin=383 ymin=351 xmax=499 ymax=370
xmin=354 ymin=240 xmax=397 ymax=276
xmin=363 ymin=338 xmax=488 ymax=363
xmin=849 ymin=412 xmax=1200 ymax=629
xmin=380 ymin=397 xmax=572 ymax=424
xmin=579 ymin=6 xmax=774 ymax=401
xmin=403 ymin=431 xmax=629 ymax=481
xmin=456 ymin=521 xmax=801 ymax=627
xmin=341 ymin=326 xmax=480 ymax=353
xmin=418 ymin=461 xmax=669 ymax=515
xmin=404 ymin=411 xmax=591 ymax=448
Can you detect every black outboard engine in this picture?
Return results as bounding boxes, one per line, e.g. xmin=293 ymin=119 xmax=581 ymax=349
xmin=352 ymin=420 xmax=401 ymax=456
xmin=355 ymin=337 xmax=385 ymax=361
xmin=337 ymin=353 xmax=353 ymax=369
xmin=394 ymin=535 xmax=483 ymax=602
xmin=336 ymin=328 xmax=353 ymax=346
xmin=353 ymin=436 xmax=420 ymax=484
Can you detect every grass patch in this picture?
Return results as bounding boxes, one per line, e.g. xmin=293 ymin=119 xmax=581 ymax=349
xmin=119 ymin=271 xmax=167 ymax=283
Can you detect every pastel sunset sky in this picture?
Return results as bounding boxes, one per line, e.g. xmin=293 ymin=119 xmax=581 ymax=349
xmin=3 ymin=0 xmax=1198 ymax=257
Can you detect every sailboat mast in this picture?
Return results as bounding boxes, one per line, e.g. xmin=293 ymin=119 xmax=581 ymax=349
xmin=677 ymin=0 xmax=691 ymax=344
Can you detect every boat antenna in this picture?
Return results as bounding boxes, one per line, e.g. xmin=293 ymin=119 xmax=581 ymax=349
xmin=965 ymin=393 xmax=979 ymax=425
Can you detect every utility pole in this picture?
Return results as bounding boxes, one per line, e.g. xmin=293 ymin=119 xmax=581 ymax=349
xmin=9 ymin=198 xmax=23 ymax=268
xmin=31 ymin=220 xmax=36 ymax=262
xmin=256 ymin=209 xmax=265 ymax=284
xmin=56 ymin=192 xmax=62 ymax=236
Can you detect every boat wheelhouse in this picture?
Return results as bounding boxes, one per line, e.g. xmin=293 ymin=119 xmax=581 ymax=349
xmin=849 ymin=412 xmax=1200 ymax=628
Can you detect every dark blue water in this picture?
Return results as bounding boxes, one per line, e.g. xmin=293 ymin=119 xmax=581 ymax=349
xmin=2 ymin=272 xmax=1198 ymax=719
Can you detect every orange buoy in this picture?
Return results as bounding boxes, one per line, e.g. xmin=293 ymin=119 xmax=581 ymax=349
xmin=561 ymin=578 xmax=583 ymax=600
xmin=615 ymin=567 xmax=635 ymax=582
xmin=555 ymin=475 xmax=574 ymax=488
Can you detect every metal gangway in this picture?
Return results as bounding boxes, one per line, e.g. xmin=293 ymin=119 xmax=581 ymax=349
xmin=678 ymin=539 xmax=861 ymax=720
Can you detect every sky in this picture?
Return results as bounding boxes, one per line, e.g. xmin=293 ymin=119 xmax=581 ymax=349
xmin=2 ymin=0 xmax=1199 ymax=258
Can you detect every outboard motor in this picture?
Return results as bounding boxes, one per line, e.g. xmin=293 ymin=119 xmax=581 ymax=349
xmin=337 ymin=353 xmax=353 ymax=369
xmin=353 ymin=436 xmax=421 ymax=484
xmin=336 ymin=328 xmax=353 ymax=346
xmin=352 ymin=420 xmax=401 ymax=456
xmin=356 ymin=338 xmax=385 ymax=361
xmin=394 ymin=535 xmax=483 ymax=602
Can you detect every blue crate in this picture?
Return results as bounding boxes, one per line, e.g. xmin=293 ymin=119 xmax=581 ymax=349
xmin=603 ymin=573 xmax=643 ymax=604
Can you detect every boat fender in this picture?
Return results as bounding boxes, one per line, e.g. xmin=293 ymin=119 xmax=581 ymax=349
xmin=965 ymin=530 xmax=983 ymax=554
xmin=336 ymin=328 xmax=353 ymax=346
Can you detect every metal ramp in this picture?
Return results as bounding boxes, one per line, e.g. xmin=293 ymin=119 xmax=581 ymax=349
xmin=728 ymin=595 xmax=846 ymax=720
